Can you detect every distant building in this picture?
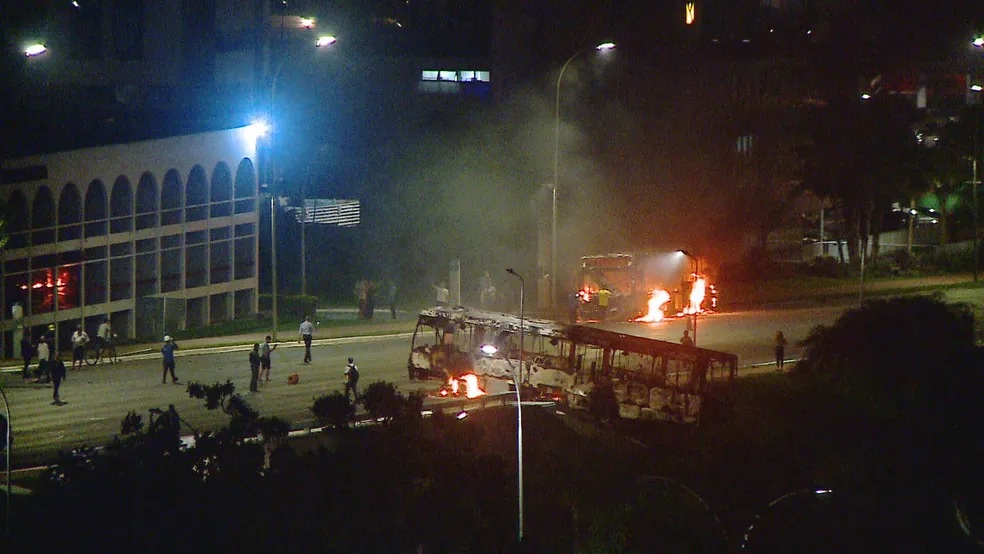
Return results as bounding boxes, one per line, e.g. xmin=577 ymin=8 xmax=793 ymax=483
xmin=0 ymin=125 xmax=261 ymax=354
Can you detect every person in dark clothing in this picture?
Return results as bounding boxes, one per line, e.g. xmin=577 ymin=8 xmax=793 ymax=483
xmin=161 ymin=336 xmax=179 ymax=384
xmin=249 ymin=343 xmax=261 ymax=392
xmin=344 ymin=357 xmax=360 ymax=403
xmin=388 ymin=281 xmax=398 ymax=319
xmin=20 ymin=334 xmax=33 ymax=379
xmin=50 ymin=350 xmax=67 ymax=405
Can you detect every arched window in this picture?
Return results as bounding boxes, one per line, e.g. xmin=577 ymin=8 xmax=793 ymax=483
xmin=58 ymin=183 xmax=83 ymax=240
xmin=84 ymin=180 xmax=108 ymax=237
xmin=186 ymin=165 xmax=208 ymax=221
xmin=136 ymin=171 xmax=158 ymax=229
xmin=234 ymin=158 xmax=257 ymax=214
xmin=210 ymin=162 xmax=233 ymax=217
xmin=161 ymin=168 xmax=183 ymax=226
xmin=32 ymin=186 xmax=56 ymax=244
xmin=7 ymin=190 xmax=29 ymax=248
xmin=110 ymin=176 xmax=133 ymax=233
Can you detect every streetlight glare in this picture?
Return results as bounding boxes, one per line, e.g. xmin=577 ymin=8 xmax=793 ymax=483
xmin=249 ymin=120 xmax=270 ymax=138
xmin=24 ymin=43 xmax=47 ymax=57
xmin=316 ymin=35 xmax=337 ymax=48
xmin=596 ymin=42 xmax=616 ymax=51
xmin=972 ymin=84 xmax=983 ymax=92
xmin=861 ymin=92 xmax=871 ymax=100
xmin=974 ymin=36 xmax=984 ymax=47
xmin=480 ymin=344 xmax=498 ymax=355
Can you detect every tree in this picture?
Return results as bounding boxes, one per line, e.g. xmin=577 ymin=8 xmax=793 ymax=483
xmin=311 ymin=391 xmax=354 ymax=430
xmin=799 ymin=95 xmax=921 ymax=264
xmin=796 ymin=296 xmax=983 ymax=527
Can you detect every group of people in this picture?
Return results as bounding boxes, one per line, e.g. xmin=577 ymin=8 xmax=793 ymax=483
xmin=18 ymin=317 xmax=114 ymax=405
xmin=355 ymin=279 xmax=399 ymax=320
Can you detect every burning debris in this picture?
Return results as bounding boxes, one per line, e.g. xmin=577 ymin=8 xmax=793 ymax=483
xmin=437 ymin=374 xmax=487 ymax=399
xmin=633 ymin=289 xmax=671 ymax=322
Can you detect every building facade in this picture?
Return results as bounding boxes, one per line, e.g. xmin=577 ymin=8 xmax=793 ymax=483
xmin=0 ymin=125 xmax=261 ymax=356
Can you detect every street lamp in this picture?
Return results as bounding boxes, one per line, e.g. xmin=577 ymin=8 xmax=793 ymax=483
xmin=552 ymin=41 xmax=616 ymax=310
xmin=505 ymin=267 xmax=525 ymax=543
xmin=0 ymin=384 xmax=10 ymax=542
xmin=678 ymin=250 xmax=699 ymax=346
xmin=23 ymin=43 xmax=46 ymax=57
xmin=265 ymin=35 xmax=337 ymax=335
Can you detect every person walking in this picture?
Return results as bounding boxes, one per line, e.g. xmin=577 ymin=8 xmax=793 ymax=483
xmin=597 ymin=287 xmax=612 ymax=320
xmin=70 ymin=325 xmax=89 ymax=371
xmin=36 ymin=336 xmax=51 ymax=382
xmin=298 ymin=316 xmax=314 ymax=364
xmin=680 ymin=329 xmax=694 ymax=348
xmin=344 ymin=357 xmax=360 ymax=403
xmin=249 ymin=343 xmax=261 ymax=392
xmin=161 ymin=335 xmax=179 ymax=384
xmin=50 ymin=350 xmax=67 ymax=405
xmin=20 ymin=333 xmax=34 ymax=379
xmin=259 ymin=335 xmax=277 ymax=383
xmin=774 ymin=330 xmax=788 ymax=371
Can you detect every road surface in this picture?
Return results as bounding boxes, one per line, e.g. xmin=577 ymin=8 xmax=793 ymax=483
xmin=6 ymin=287 xmax=980 ymax=469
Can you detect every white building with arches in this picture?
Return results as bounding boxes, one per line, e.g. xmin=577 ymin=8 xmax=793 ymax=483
xmin=0 ymin=125 xmax=262 ymax=354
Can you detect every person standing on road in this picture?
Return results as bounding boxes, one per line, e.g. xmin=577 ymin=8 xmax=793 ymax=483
xmin=299 ymin=316 xmax=314 ymax=364
xmin=388 ymin=281 xmax=398 ymax=320
xmin=97 ymin=317 xmax=112 ymax=352
xmin=774 ymin=330 xmax=787 ymax=371
xmin=680 ymin=329 xmax=694 ymax=348
xmin=50 ymin=350 xmax=67 ymax=405
xmin=161 ymin=335 xmax=179 ymax=384
xmin=36 ymin=336 xmax=51 ymax=382
xmin=20 ymin=333 xmax=34 ymax=379
xmin=344 ymin=357 xmax=360 ymax=403
xmin=597 ymin=287 xmax=612 ymax=320
xmin=259 ymin=335 xmax=277 ymax=383
xmin=249 ymin=343 xmax=261 ymax=392
xmin=70 ymin=325 xmax=89 ymax=371
xmin=434 ymin=282 xmax=450 ymax=306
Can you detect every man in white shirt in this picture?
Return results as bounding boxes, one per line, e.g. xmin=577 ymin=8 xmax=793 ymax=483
xmin=97 ymin=318 xmax=112 ymax=351
xmin=36 ymin=337 xmax=50 ymax=382
xmin=70 ymin=325 xmax=90 ymax=371
xmin=434 ymin=282 xmax=450 ymax=306
xmin=298 ymin=316 xmax=315 ymax=364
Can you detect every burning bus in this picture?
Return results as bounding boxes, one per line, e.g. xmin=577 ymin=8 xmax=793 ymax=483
xmin=408 ymin=305 xmax=738 ymax=424
xmin=577 ymin=252 xmax=718 ymax=322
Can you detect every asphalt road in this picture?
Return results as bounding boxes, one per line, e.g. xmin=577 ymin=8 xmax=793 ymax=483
xmin=4 ymin=334 xmax=434 ymax=468
xmin=6 ymin=286 xmax=981 ymax=469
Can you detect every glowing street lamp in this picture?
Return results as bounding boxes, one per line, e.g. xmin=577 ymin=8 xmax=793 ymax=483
xmin=315 ymin=35 xmax=337 ymax=48
xmin=24 ymin=43 xmax=46 ymax=57
xmin=505 ymin=267 xmax=525 ymax=543
xmin=974 ymin=36 xmax=984 ymax=48
xmin=552 ymin=41 xmax=616 ymax=311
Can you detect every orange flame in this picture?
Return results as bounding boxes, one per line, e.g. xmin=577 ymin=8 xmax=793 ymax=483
xmin=633 ymin=289 xmax=671 ymax=322
xmin=443 ymin=374 xmax=486 ymax=399
xmin=683 ymin=277 xmax=706 ymax=315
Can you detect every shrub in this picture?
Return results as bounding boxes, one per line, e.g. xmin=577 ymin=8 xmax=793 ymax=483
xmin=311 ymin=392 xmax=354 ymax=429
xmin=362 ymin=381 xmax=405 ymax=425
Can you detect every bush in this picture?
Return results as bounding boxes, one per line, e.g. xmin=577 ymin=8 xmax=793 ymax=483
xmin=797 ymin=256 xmax=842 ymax=278
xmin=362 ymin=381 xmax=406 ymax=425
xmin=259 ymin=294 xmax=318 ymax=320
xmin=311 ymin=392 xmax=354 ymax=429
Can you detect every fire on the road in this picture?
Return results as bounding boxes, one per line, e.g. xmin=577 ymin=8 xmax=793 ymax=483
xmin=633 ymin=289 xmax=671 ymax=322
xmin=438 ymin=374 xmax=486 ymax=399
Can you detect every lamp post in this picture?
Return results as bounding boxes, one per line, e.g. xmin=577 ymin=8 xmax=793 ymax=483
xmin=1 ymin=384 xmax=10 ymax=542
xmin=265 ymin=34 xmax=336 ymax=337
xmin=678 ymin=250 xmax=699 ymax=346
xmin=505 ymin=267 xmax=525 ymax=543
xmin=552 ymin=41 xmax=616 ymax=311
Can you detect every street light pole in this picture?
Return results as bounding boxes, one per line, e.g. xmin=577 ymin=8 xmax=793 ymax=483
xmin=270 ymin=195 xmax=279 ymax=340
xmin=506 ymin=268 xmax=524 ymax=543
xmin=552 ymin=42 xmax=615 ymax=312
xmin=1 ymin=384 xmax=10 ymax=543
